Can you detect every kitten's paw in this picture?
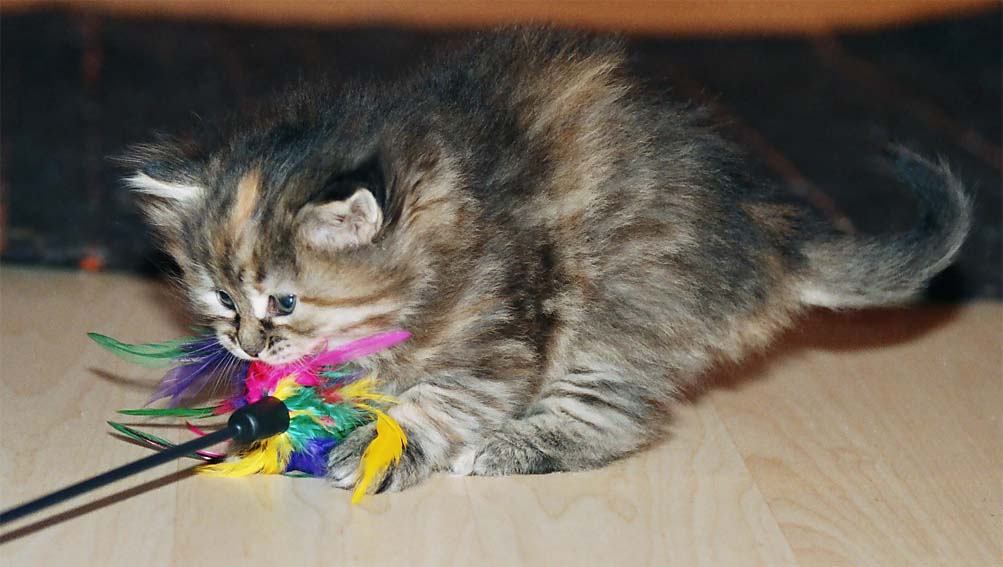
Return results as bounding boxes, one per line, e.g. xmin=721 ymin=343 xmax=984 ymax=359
xmin=326 ymin=423 xmax=433 ymax=494
xmin=372 ymin=439 xmax=432 ymax=493
xmin=472 ymin=428 xmax=560 ymax=476
xmin=326 ymin=423 xmax=376 ymax=489
xmin=449 ymin=446 xmax=477 ymax=476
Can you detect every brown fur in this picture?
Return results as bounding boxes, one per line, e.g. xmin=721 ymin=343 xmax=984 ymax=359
xmin=125 ymin=27 xmax=969 ymax=493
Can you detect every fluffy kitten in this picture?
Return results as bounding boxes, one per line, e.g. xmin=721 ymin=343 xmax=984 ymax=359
xmin=125 ymin=28 xmax=970 ymax=492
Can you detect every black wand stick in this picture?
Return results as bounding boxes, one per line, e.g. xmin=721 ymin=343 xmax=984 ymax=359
xmin=0 ymin=396 xmax=290 ymax=526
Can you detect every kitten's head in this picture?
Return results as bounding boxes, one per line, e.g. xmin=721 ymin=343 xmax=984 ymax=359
xmin=125 ymin=127 xmax=424 ymax=365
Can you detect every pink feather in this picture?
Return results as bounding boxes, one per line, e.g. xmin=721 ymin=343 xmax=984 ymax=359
xmin=182 ymin=421 xmax=226 ymax=459
xmin=242 ymin=330 xmax=411 ymax=404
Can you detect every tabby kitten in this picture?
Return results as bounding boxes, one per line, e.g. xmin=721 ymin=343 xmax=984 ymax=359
xmin=125 ymin=28 xmax=969 ymax=492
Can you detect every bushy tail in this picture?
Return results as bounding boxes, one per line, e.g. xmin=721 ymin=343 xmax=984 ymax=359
xmin=800 ymin=147 xmax=972 ymax=308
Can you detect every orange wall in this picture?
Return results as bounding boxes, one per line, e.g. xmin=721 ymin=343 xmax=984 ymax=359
xmin=3 ymin=0 xmax=998 ymax=35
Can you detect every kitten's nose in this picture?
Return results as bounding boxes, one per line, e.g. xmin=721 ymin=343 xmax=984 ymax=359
xmin=241 ymin=342 xmax=263 ymax=358
xmin=238 ymin=326 xmax=266 ymax=358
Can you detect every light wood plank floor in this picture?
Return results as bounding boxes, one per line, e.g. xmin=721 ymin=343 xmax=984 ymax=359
xmin=1 ymin=267 xmax=1000 ymax=566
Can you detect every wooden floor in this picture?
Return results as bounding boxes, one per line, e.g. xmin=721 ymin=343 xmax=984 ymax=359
xmin=0 ymin=267 xmax=1000 ymax=566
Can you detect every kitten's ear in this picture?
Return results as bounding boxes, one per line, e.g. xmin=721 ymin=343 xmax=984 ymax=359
xmin=299 ymin=189 xmax=383 ymax=250
xmin=125 ymin=172 xmax=203 ymax=203
xmin=299 ymin=155 xmax=386 ymax=250
xmin=120 ymin=140 xmax=206 ymax=231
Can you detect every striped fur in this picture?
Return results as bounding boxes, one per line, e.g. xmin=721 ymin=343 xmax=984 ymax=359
xmin=126 ymin=28 xmax=969 ymax=491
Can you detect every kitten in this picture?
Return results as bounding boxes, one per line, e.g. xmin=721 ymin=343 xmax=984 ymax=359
xmin=124 ymin=28 xmax=970 ymax=492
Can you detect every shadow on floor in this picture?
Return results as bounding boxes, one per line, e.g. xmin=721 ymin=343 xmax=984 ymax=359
xmin=690 ymin=303 xmax=962 ymax=398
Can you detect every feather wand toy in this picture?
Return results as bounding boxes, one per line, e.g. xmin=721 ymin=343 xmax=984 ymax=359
xmin=0 ymin=330 xmax=410 ymax=526
xmin=0 ymin=396 xmax=290 ymax=525
xmin=95 ymin=329 xmax=410 ymax=495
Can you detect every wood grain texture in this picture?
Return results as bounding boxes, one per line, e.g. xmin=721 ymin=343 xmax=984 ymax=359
xmin=1 ymin=267 xmax=1000 ymax=566
xmin=1 ymin=0 xmax=997 ymax=35
xmin=709 ymin=308 xmax=1003 ymax=566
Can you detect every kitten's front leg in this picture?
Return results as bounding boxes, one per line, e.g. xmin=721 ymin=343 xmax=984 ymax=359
xmin=472 ymin=368 xmax=662 ymax=475
xmin=327 ymin=376 xmax=512 ymax=493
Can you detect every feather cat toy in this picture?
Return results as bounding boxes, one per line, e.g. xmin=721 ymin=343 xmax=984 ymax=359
xmin=90 ymin=329 xmax=411 ymax=503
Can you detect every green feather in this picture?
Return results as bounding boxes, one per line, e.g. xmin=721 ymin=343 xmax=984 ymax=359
xmin=107 ymin=421 xmax=212 ymax=460
xmin=107 ymin=420 xmax=176 ymax=447
xmin=280 ymin=385 xmax=370 ymax=451
xmin=319 ymin=368 xmax=356 ymax=379
xmin=88 ymin=333 xmax=193 ymax=368
xmin=117 ymin=407 xmax=218 ymax=418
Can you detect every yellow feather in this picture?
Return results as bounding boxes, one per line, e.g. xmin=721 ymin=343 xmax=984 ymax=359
xmin=338 ymin=375 xmax=398 ymax=406
xmin=198 ymin=375 xmax=299 ymax=477
xmin=339 ymin=376 xmax=375 ymax=400
xmin=352 ymin=407 xmax=407 ymax=503
xmin=271 ymin=374 xmax=301 ymax=400
xmin=198 ymin=433 xmax=294 ymax=477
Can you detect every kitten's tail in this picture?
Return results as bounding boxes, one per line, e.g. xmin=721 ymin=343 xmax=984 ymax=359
xmin=799 ymin=147 xmax=972 ymax=308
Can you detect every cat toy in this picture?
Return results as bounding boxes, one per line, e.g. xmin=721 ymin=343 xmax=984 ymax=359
xmin=0 ymin=329 xmax=410 ymax=526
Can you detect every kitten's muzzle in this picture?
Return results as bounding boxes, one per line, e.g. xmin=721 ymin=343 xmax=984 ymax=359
xmin=237 ymin=323 xmax=267 ymax=358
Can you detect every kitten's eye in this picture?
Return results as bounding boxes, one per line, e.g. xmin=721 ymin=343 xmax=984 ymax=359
xmin=217 ymin=290 xmax=236 ymax=310
xmin=272 ymin=294 xmax=297 ymax=316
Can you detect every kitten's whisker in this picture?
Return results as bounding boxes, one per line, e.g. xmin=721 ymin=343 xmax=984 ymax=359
xmin=196 ymin=349 xmax=240 ymax=403
xmin=216 ymin=355 xmax=243 ymax=397
xmin=182 ymin=342 xmax=224 ymax=356
xmin=203 ymin=356 xmax=229 ymax=402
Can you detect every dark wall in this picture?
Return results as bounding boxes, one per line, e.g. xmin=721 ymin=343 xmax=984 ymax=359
xmin=1 ymin=10 xmax=1000 ymax=299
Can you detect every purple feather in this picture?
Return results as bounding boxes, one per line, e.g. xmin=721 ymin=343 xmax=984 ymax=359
xmin=287 ymin=438 xmax=339 ymax=476
xmin=148 ymin=337 xmax=249 ymax=407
